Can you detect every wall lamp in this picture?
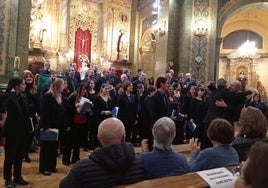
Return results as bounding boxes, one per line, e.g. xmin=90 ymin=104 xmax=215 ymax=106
xmin=194 ymin=18 xmax=208 ymax=36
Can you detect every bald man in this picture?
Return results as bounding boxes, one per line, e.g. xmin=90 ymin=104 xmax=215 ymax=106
xmin=60 ymin=118 xmax=144 ymax=188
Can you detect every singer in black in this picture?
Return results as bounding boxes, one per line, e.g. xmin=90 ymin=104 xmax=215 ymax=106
xmin=3 ymin=77 xmax=30 ymax=187
xmin=39 ymin=78 xmax=65 ymax=176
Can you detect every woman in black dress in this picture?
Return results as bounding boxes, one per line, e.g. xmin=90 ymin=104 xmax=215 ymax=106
xmin=22 ymin=70 xmax=39 ymax=162
xmin=116 ymin=81 xmax=137 ymax=142
xmin=39 ymin=78 xmax=65 ymax=176
xmin=91 ymin=83 xmax=115 ymax=149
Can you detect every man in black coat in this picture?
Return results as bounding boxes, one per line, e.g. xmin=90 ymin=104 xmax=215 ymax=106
xmin=142 ymin=77 xmax=169 ymax=151
xmin=202 ymin=78 xmax=253 ymax=149
xmin=60 ymin=118 xmax=145 ymax=188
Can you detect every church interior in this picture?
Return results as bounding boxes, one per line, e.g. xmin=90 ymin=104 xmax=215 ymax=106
xmin=1 ymin=1 xmax=268 ymax=187
xmin=0 ymin=0 xmax=268 ymax=99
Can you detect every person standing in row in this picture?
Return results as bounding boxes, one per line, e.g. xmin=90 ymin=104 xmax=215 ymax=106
xmin=3 ymin=77 xmax=30 ymax=187
xmin=39 ymin=78 xmax=65 ymax=176
xmin=22 ymin=70 xmax=40 ymax=162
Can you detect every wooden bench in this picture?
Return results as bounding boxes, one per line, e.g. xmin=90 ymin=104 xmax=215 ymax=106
xmin=115 ymin=166 xmax=236 ymax=188
xmin=134 ymin=144 xmax=191 ymax=155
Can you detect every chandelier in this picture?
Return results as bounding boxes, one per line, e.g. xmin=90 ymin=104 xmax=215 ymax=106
xmin=237 ymin=40 xmax=257 ymax=58
xmin=236 ymin=11 xmax=257 ymax=59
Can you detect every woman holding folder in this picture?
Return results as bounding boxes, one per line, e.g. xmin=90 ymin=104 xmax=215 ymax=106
xmin=39 ymin=78 xmax=65 ymax=176
xmin=62 ymin=82 xmax=91 ymax=166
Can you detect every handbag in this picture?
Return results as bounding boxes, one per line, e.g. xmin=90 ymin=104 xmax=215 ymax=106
xmin=73 ymin=111 xmax=87 ymax=124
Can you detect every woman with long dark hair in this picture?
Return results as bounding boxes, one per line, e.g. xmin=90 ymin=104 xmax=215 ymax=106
xmin=62 ymin=82 xmax=91 ymax=165
xmin=3 ymin=77 xmax=30 ymax=187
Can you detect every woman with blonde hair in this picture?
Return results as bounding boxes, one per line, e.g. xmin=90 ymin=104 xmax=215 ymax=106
xmin=235 ymin=140 xmax=268 ymax=188
xmin=39 ymin=78 xmax=65 ymax=176
xmin=231 ymin=106 xmax=268 ymax=162
xmin=22 ymin=70 xmax=39 ymax=162
xmin=92 ymin=83 xmax=115 ymax=149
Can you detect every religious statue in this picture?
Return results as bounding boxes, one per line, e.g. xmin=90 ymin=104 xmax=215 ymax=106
xmin=13 ymin=57 xmax=20 ymax=77
xmin=78 ymin=37 xmax=89 ymax=49
xmin=117 ymin=29 xmax=128 ymax=60
xmin=29 ymin=2 xmax=46 ymax=49
xmin=238 ymin=71 xmax=246 ymax=91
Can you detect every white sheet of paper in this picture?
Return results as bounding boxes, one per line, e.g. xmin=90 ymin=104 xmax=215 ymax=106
xmin=77 ymin=97 xmax=91 ymax=112
xmin=80 ymin=97 xmax=90 ymax=105
xmin=197 ymin=167 xmax=237 ymax=188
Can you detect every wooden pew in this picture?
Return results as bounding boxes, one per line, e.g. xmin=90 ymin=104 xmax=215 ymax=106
xmin=115 ymin=166 xmax=236 ymax=188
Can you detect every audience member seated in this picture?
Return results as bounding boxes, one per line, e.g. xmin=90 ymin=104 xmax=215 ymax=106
xmin=59 ymin=118 xmax=144 ymax=188
xmin=235 ymin=140 xmax=268 ymax=188
xmin=231 ymin=106 xmax=268 ymax=162
xmin=189 ymin=118 xmax=239 ymax=172
xmin=140 ymin=117 xmax=190 ymax=179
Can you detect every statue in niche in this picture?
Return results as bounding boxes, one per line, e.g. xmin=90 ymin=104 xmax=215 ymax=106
xmin=29 ymin=3 xmax=46 ymax=49
xmin=117 ymin=29 xmax=128 ymax=60
xmin=238 ymin=71 xmax=246 ymax=91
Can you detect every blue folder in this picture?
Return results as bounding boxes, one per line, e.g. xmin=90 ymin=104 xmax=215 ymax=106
xmin=80 ymin=102 xmax=94 ymax=114
xmin=171 ymin=110 xmax=184 ymax=122
xmin=40 ymin=129 xmax=59 ymax=141
xmin=111 ymin=107 xmax=118 ymax=117
xmin=186 ymin=122 xmax=197 ymax=132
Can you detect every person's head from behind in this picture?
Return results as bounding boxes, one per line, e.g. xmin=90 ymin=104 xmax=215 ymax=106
xmin=97 ymin=118 xmax=125 ymax=146
xmin=207 ymin=118 xmax=234 ymax=145
xmin=239 ymin=106 xmax=267 ymax=138
xmin=235 ymin=141 xmax=268 ymax=188
xmin=153 ymin=117 xmax=176 ymax=151
xmin=216 ymin=78 xmax=227 ymax=89
xmin=229 ymin=81 xmax=241 ymax=93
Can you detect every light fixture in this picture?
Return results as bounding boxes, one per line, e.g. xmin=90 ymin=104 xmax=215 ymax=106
xmin=194 ymin=18 xmax=208 ymax=36
xmin=237 ymin=10 xmax=257 ymax=59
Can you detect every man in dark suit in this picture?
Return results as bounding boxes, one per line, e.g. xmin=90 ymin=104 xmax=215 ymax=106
xmin=142 ymin=77 xmax=169 ymax=151
xmin=71 ymin=62 xmax=81 ymax=83
xmin=132 ymin=71 xmax=148 ymax=95
xmin=66 ymin=67 xmax=78 ymax=93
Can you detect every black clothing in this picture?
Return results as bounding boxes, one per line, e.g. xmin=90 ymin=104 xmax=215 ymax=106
xmin=146 ymin=90 xmax=169 ymax=150
xmin=91 ymin=95 xmax=115 ymax=148
xmin=116 ymin=93 xmax=137 ymax=142
xmin=39 ymin=93 xmax=65 ymax=173
xmin=202 ymin=87 xmax=251 ymax=149
xmin=3 ymin=92 xmax=30 ymax=181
